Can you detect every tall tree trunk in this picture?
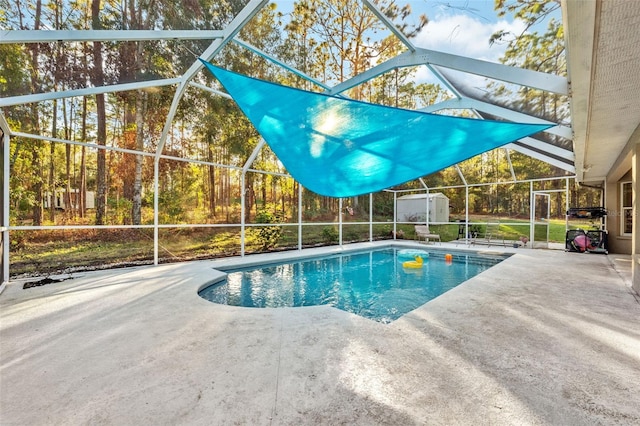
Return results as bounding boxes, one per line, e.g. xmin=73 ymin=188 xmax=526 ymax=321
xmin=49 ymin=98 xmax=57 ymax=222
xmin=293 ymin=182 xmax=298 ymax=221
xmin=244 ymin=174 xmax=254 ymax=222
xmin=31 ymin=140 xmax=43 ymax=226
xmin=261 ymin=173 xmax=267 ymax=210
xmin=224 ymin=167 xmax=229 ymax=223
xmin=224 ymin=151 xmax=230 ymax=222
xmin=63 ymin=99 xmax=73 ymax=215
xmin=132 ymin=90 xmax=145 ymax=225
xmin=207 ymin=148 xmax=216 ymax=218
xmin=92 ymin=0 xmax=107 ymax=225
xmin=79 ymin=97 xmax=87 ymax=218
xmin=29 ymin=0 xmax=43 ymax=226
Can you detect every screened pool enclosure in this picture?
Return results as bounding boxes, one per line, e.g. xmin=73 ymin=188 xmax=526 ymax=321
xmin=0 ymin=0 xmax=577 ymax=283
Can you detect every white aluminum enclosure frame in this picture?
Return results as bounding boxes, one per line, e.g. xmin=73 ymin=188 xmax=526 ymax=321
xmin=1 ymin=114 xmax=10 ymax=291
xmin=0 ymin=0 xmax=575 ymax=285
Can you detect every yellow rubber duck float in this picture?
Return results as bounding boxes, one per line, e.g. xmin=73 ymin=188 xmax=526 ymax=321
xmin=402 ymin=255 xmax=424 ymax=269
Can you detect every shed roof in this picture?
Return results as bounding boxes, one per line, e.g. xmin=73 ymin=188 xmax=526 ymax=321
xmin=397 ymin=193 xmax=448 ymax=200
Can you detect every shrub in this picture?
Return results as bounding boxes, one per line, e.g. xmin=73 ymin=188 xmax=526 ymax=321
xmin=255 ymin=210 xmax=282 ymax=250
xmin=322 ymin=226 xmax=339 ymax=243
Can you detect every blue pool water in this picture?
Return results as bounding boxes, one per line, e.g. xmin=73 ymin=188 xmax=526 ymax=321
xmin=199 ymin=248 xmax=509 ymax=323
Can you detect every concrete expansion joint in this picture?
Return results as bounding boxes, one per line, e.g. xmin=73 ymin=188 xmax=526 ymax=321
xmin=607 ymin=255 xmax=634 ymax=289
xmin=270 ymin=314 xmax=285 ymax=424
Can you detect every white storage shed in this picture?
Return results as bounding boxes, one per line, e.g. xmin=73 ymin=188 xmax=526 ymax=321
xmin=44 ymin=190 xmax=96 ymax=210
xmin=396 ymin=193 xmax=449 ymax=223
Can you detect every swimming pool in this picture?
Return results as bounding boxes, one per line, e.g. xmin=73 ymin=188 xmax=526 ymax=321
xmin=199 ymin=248 xmax=509 ymax=323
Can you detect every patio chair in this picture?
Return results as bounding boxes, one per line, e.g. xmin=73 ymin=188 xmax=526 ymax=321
xmin=470 ymin=223 xmax=508 ymax=247
xmin=415 ymin=225 xmax=441 ymax=244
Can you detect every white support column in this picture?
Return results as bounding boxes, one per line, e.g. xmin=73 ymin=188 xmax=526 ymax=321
xmin=418 ymin=178 xmax=430 ymax=225
xmin=529 ymin=181 xmax=535 ymax=248
xmin=465 ymin=186 xmax=470 ymax=244
xmin=240 ymin=173 xmax=246 ymax=257
xmin=153 ymin=160 xmax=159 ymax=265
xmin=393 ymin=192 xmax=397 ymax=240
xmin=565 ymin=177 xmax=570 ymax=234
xmin=602 ymin=179 xmax=607 ymax=232
xmin=339 ymin=198 xmax=343 ymax=246
xmin=1 ymin=128 xmax=9 ymax=290
xmin=369 ymin=193 xmax=373 ymax=242
xmin=298 ymin=184 xmax=303 ymax=250
xmin=632 ymin=147 xmax=640 ymax=294
xmin=456 ymin=165 xmax=470 ymax=243
xmin=425 ymin=186 xmax=430 ymax=225
xmin=239 ymin=139 xmax=266 ymax=256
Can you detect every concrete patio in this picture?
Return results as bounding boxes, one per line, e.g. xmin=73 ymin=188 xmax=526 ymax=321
xmin=1 ymin=242 xmax=639 ymax=425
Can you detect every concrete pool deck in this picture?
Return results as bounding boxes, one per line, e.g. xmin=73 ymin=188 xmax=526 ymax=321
xmin=1 ymin=242 xmax=639 ymax=425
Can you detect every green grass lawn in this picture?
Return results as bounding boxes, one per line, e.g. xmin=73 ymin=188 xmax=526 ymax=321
xmin=401 ymin=217 xmax=596 ymax=244
xmin=10 ymin=217 xmax=598 ymax=278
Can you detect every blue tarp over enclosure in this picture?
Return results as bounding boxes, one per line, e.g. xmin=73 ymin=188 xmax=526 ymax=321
xmin=201 ymin=60 xmax=552 ymax=198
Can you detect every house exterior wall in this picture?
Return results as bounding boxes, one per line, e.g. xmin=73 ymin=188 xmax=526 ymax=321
xmin=605 ymin=169 xmax=632 ymax=254
xmin=604 ymin=148 xmax=639 ymax=294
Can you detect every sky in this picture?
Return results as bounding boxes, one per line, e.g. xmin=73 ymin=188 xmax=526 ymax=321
xmin=413 ymin=0 xmax=527 ymax=61
xmin=408 ymin=0 xmax=531 ymax=85
xmin=389 ymin=0 xmax=561 ymax=90
xmin=274 ymin=0 xmax=551 ymax=60
xmin=275 ymin=0 xmax=560 ymax=87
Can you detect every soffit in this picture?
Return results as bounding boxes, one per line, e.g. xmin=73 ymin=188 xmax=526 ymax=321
xmin=564 ymin=0 xmax=640 ymax=183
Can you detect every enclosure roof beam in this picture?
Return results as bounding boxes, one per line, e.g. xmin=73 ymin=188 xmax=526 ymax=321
xmin=0 ymin=113 xmax=11 ymax=136
xmin=246 ymin=167 xmax=290 ymax=178
xmin=421 ymin=97 xmax=572 ymax=139
xmin=420 ymin=62 xmax=574 ymax=164
xmin=0 ymin=30 xmax=223 ymax=44
xmin=362 ymin=0 xmax=416 ymax=53
xmin=12 ymin=131 xmax=243 ymax=170
xmin=415 ymin=79 xmax=575 ymax=169
xmin=420 ymin=48 xmax=570 ymax=94
xmin=455 ymin=165 xmax=468 ymax=186
xmin=12 ymin=131 xmax=155 ymax=157
xmin=394 ymin=174 xmax=574 ymax=192
xmin=243 ymin=139 xmax=266 ymax=173
xmin=155 ymin=0 xmax=268 ymax=158
xmin=233 ymin=38 xmax=333 ymax=92
xmin=516 ymin=137 xmax=575 ymax=162
xmin=188 ymin=82 xmax=232 ymax=99
xmin=505 ymin=149 xmax=517 ymax=181
xmin=0 ymin=78 xmax=181 ymax=107
xmin=152 ymin=0 xmax=263 ymax=265
xmin=328 ymin=48 xmax=568 ymax=96
xmin=506 ymin=143 xmax=576 ymax=173
xmin=425 ymin=64 xmax=463 ymax=99
xmin=411 ymin=70 xmax=574 ymax=168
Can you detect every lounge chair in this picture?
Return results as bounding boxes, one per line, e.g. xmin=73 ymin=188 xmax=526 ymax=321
xmin=469 ymin=223 xmax=509 ymax=247
xmin=415 ymin=225 xmax=441 ymax=244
